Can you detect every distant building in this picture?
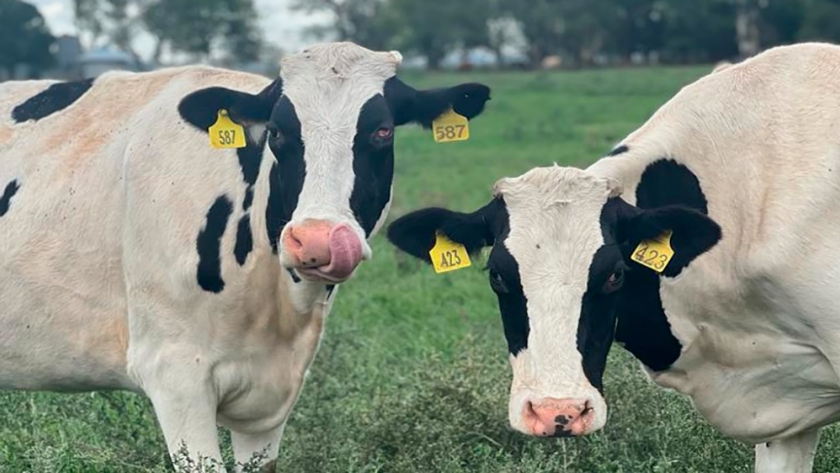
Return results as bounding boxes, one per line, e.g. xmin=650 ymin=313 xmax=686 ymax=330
xmin=78 ymin=47 xmax=143 ymax=78
xmin=46 ymin=36 xmax=144 ymax=80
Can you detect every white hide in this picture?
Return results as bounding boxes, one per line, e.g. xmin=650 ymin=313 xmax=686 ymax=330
xmin=494 ymin=167 xmax=614 ymax=434
xmin=501 ymin=42 xmax=840 ymax=473
xmin=0 ymin=42 xmax=401 ymax=471
xmin=278 ymin=42 xmax=402 ymax=269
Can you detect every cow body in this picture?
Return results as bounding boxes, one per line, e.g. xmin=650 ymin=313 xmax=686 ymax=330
xmin=0 ymin=42 xmax=490 ymax=471
xmin=0 ymin=63 xmax=336 ymax=471
xmin=387 ymin=42 xmax=840 ymax=472
xmin=587 ymin=42 xmax=840 ymax=445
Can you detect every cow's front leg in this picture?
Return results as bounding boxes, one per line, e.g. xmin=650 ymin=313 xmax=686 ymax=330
xmin=754 ymin=429 xmax=820 ymax=473
xmin=230 ymin=425 xmax=285 ymax=472
xmin=143 ymin=372 xmax=224 ymax=472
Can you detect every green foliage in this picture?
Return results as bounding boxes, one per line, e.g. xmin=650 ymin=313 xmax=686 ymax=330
xmin=72 ymin=0 xmax=262 ymax=64
xmin=798 ymin=0 xmax=840 ymax=43
xmin=0 ymin=0 xmax=55 ymax=77
xmin=1 ymin=67 xmax=839 ymax=472
xmin=142 ymin=0 xmax=262 ymax=63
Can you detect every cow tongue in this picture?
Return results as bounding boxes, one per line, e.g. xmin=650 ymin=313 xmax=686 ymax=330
xmin=314 ymin=225 xmax=363 ymax=281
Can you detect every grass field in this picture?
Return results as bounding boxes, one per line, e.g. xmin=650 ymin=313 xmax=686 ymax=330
xmin=2 ymin=66 xmax=839 ymax=472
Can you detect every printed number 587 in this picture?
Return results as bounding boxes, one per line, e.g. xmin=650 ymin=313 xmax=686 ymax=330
xmin=218 ymin=130 xmax=236 ymax=145
xmin=436 ymin=124 xmax=465 ymax=140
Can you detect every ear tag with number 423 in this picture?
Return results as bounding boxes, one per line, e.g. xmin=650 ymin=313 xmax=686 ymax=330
xmin=631 ymin=230 xmax=674 ymax=273
xmin=429 ymin=233 xmax=471 ymax=273
xmin=432 ymin=108 xmax=470 ymax=143
xmin=209 ymin=109 xmax=246 ymax=149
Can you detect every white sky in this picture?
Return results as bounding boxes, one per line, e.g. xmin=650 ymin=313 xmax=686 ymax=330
xmin=27 ymin=0 xmax=332 ymax=55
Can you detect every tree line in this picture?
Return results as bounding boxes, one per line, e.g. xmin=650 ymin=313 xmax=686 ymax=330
xmin=295 ymin=0 xmax=840 ymax=69
xmin=0 ymin=0 xmax=263 ymax=78
xmin=4 ymin=0 xmax=840 ymax=78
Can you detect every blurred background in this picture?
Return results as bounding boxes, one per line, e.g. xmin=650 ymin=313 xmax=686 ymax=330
xmin=2 ymin=0 xmax=840 ymax=81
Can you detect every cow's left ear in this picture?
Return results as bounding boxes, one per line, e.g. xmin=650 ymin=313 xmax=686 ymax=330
xmin=178 ymin=78 xmax=284 ymax=132
xmin=617 ymin=205 xmax=722 ymax=276
xmin=384 ymin=77 xmax=491 ymax=128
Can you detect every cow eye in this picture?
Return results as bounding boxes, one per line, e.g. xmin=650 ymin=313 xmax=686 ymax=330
xmin=372 ymin=126 xmax=394 ymax=146
xmin=489 ymin=270 xmax=509 ymax=294
xmin=603 ymin=268 xmax=624 ymax=294
xmin=267 ymin=126 xmax=283 ymax=144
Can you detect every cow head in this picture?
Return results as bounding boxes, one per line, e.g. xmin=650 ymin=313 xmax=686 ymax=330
xmin=386 ymin=166 xmax=720 ymax=437
xmin=179 ymin=42 xmax=491 ymax=283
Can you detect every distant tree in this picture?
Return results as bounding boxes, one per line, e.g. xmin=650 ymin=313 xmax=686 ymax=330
xmin=72 ymin=0 xmax=142 ymax=60
xmin=606 ymin=0 xmax=666 ymax=63
xmin=501 ymin=0 xmax=563 ymax=67
xmin=0 ymin=0 xmax=55 ymax=78
xmin=798 ymin=0 xmax=840 ymax=43
xmin=142 ymin=0 xmax=262 ymax=64
xmin=759 ymin=0 xmax=805 ymax=47
xmin=385 ymin=0 xmax=493 ymax=69
xmin=73 ymin=0 xmax=262 ymax=64
xmin=658 ymin=0 xmax=738 ymax=63
xmin=291 ymin=0 xmax=395 ymax=50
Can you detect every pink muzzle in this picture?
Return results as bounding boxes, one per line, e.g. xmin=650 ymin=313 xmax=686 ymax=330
xmin=282 ymin=220 xmax=364 ymax=282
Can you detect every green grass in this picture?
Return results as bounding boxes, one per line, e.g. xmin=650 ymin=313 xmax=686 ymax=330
xmin=3 ymin=66 xmax=839 ymax=472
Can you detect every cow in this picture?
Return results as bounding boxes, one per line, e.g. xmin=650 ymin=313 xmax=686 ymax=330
xmin=0 ymin=41 xmax=490 ymax=471
xmin=385 ymin=42 xmax=840 ymax=473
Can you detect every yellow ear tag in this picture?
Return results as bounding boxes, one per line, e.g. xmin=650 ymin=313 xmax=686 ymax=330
xmin=429 ymin=233 xmax=472 ymax=273
xmin=209 ymin=110 xmax=246 ymax=149
xmin=631 ymin=230 xmax=674 ymax=273
xmin=432 ymin=108 xmax=470 ymax=143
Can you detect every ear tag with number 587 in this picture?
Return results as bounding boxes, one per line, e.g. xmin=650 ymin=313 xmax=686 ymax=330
xmin=429 ymin=233 xmax=471 ymax=273
xmin=209 ymin=109 xmax=246 ymax=149
xmin=432 ymin=108 xmax=470 ymax=143
xmin=631 ymin=230 xmax=674 ymax=273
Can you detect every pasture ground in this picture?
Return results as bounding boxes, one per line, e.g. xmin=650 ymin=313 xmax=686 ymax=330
xmin=2 ymin=66 xmax=838 ymax=472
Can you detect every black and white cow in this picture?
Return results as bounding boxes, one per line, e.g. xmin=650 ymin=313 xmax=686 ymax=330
xmin=0 ymin=42 xmax=489 ymax=470
xmin=387 ymin=42 xmax=840 ymax=473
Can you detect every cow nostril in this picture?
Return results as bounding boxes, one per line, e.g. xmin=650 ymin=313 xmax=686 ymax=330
xmin=525 ymin=401 xmax=538 ymax=418
xmin=286 ymin=228 xmax=303 ymax=251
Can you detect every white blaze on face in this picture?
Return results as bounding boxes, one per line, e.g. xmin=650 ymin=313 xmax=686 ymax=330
xmin=494 ymin=166 xmax=614 ymax=434
xmin=278 ymin=42 xmax=402 ymax=267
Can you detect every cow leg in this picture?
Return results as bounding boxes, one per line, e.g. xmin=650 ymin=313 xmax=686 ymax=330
xmin=754 ymin=429 xmax=820 ymax=473
xmin=145 ymin=382 xmax=225 ymax=472
xmin=230 ymin=425 xmax=285 ymax=472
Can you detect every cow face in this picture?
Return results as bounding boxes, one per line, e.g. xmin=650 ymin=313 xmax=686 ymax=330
xmin=386 ymin=166 xmax=720 ymax=437
xmin=179 ymin=42 xmax=491 ymax=284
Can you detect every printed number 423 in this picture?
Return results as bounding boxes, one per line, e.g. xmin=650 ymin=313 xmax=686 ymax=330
xmin=440 ymin=249 xmax=462 ymax=268
xmin=634 ymin=243 xmax=668 ymax=270
xmin=436 ymin=124 xmax=466 ymax=140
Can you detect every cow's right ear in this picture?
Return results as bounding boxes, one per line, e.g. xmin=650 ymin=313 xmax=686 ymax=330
xmin=386 ymin=200 xmax=498 ymax=264
xmin=178 ymin=78 xmax=283 ymax=132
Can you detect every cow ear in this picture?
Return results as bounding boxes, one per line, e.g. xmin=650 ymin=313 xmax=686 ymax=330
xmin=618 ymin=205 xmax=722 ymax=276
xmin=384 ymin=77 xmax=491 ymax=128
xmin=178 ymin=78 xmax=283 ymax=132
xmin=386 ymin=201 xmax=497 ymax=264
